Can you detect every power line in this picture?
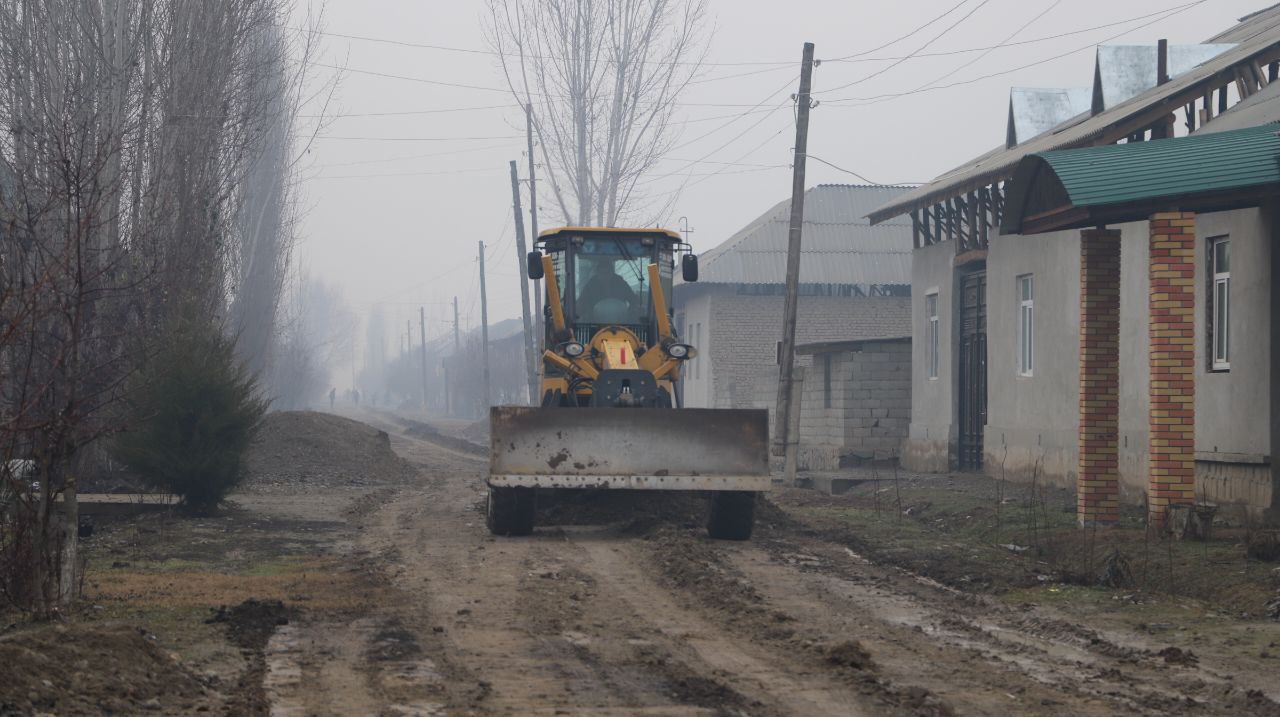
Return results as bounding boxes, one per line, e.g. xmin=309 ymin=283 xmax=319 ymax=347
xmin=316 ymin=134 xmax=523 ymax=142
xmin=301 ymin=103 xmax=516 ymax=118
xmin=824 ymin=0 xmax=1207 ymax=105
xmin=803 ymin=153 xmax=924 ymax=186
xmin=823 ymin=4 xmax=1200 ymax=65
xmin=312 ymin=61 xmax=806 ymax=108
xmin=817 ymin=0 xmax=994 ymax=95
xmin=301 ymin=27 xmax=793 ymax=67
xmin=320 ymin=143 xmax=517 ymax=168
xmin=315 ymin=166 xmax=508 ymax=180
xmin=914 ymin=0 xmax=1062 ymax=91
xmin=825 ymin=0 xmax=972 ymax=62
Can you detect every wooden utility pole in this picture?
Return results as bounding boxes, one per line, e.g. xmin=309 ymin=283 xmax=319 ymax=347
xmin=774 ymin=42 xmax=816 ymax=485
xmin=510 ymin=160 xmax=538 ymax=404
xmin=526 ymin=104 xmax=543 ymax=353
xmin=419 ymin=306 xmax=429 ymax=412
xmin=478 ymin=241 xmax=491 ymax=410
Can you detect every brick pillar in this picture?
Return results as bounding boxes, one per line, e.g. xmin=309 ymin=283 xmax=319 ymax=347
xmin=1078 ymin=229 xmax=1121 ymax=526
xmin=1148 ymin=211 xmax=1197 ymax=524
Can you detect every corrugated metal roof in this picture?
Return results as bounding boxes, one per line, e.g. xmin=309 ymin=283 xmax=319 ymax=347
xmin=1207 ymin=3 xmax=1280 ymax=43
xmin=691 ymin=184 xmax=912 ymax=286
xmin=1196 ymin=80 xmax=1280 ymax=133
xmin=1007 ymin=87 xmax=1091 ymax=147
xmin=868 ymin=18 xmax=1280 ymax=225
xmin=1035 ymin=123 xmax=1280 ymax=207
xmin=1094 ymin=44 xmax=1235 ymax=112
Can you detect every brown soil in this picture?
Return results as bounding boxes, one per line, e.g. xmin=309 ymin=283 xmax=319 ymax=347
xmin=13 ymin=408 xmax=1280 ymax=715
xmin=0 ymin=624 xmax=215 ymax=715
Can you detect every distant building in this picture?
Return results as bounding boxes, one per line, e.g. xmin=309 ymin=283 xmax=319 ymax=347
xmin=674 ymin=184 xmax=913 ymax=412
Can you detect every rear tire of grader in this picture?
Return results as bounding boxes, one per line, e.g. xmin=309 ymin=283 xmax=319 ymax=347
xmin=487 ymin=486 xmax=536 ymax=536
xmin=707 ymin=491 xmax=755 ymax=540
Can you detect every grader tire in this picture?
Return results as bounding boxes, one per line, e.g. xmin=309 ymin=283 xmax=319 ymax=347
xmin=707 ymin=491 xmax=755 ymax=541
xmin=487 ymin=486 xmax=536 ymax=536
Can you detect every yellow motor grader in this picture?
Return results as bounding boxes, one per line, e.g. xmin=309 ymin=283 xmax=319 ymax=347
xmin=486 ymin=227 xmax=770 ymax=539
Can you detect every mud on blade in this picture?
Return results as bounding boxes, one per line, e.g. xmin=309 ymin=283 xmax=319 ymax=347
xmin=488 ymin=406 xmax=770 ymax=491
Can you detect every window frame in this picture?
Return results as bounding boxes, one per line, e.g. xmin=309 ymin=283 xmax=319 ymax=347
xmin=1017 ymin=274 xmax=1034 ymax=377
xmin=1209 ymin=236 xmax=1230 ymax=371
xmin=925 ymin=291 xmax=939 ymax=380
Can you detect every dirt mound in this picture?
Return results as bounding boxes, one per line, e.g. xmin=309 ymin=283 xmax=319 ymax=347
xmin=207 ymin=598 xmax=290 ymax=651
xmin=244 ymin=411 xmax=415 ymax=490
xmin=0 ymin=624 xmax=212 ymax=715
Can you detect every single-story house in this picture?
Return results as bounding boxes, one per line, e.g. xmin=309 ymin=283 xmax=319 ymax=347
xmin=868 ymin=5 xmax=1280 ymax=522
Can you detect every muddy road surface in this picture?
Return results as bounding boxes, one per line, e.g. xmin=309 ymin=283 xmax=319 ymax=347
xmin=256 ymin=412 xmax=1280 ymax=716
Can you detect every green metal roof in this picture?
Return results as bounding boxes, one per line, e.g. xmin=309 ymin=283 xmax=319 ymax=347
xmin=1044 ymin=122 xmax=1280 ymax=205
xmin=1003 ymin=122 xmax=1280 ymax=234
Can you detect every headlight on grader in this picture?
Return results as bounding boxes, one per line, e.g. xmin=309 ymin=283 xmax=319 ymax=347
xmin=665 ymin=343 xmax=692 ymax=359
xmin=563 ymin=341 xmax=586 ymax=357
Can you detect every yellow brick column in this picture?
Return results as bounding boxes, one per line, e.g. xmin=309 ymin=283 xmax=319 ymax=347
xmin=1079 ymin=229 xmax=1121 ymax=526
xmin=1148 ymin=211 xmax=1196 ymax=525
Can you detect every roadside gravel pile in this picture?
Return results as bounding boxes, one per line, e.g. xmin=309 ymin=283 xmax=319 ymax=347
xmin=244 ymin=411 xmax=415 ymax=490
xmin=0 ymin=624 xmax=215 ymax=714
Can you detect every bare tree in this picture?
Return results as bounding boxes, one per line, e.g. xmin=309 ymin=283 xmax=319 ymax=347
xmin=487 ymin=0 xmax=708 ymax=227
xmin=0 ymin=0 xmax=324 ymax=614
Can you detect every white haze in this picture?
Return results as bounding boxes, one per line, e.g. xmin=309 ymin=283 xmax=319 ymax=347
xmin=292 ymin=0 xmax=1262 ymax=359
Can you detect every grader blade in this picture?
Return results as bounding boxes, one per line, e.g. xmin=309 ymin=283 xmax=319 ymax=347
xmin=488 ymin=406 xmax=770 ymax=491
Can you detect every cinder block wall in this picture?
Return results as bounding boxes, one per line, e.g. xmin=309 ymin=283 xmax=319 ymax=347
xmin=799 ymin=341 xmax=912 ymax=469
xmin=708 ymin=291 xmax=911 ymax=408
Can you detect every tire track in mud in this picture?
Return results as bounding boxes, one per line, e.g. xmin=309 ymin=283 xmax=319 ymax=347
xmin=733 ymin=521 xmax=1280 ymax=716
xmin=364 ymin=421 xmax=746 ymax=715
xmin=315 ymin=412 xmax=1279 ymax=716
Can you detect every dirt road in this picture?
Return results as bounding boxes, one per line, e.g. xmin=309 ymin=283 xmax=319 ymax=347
xmin=241 ymin=412 xmax=1280 ymax=717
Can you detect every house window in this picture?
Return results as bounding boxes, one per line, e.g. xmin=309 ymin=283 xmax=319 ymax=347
xmin=926 ymin=292 xmax=939 ymax=379
xmin=1210 ymin=237 xmax=1230 ymax=370
xmin=1017 ymin=274 xmax=1034 ymax=376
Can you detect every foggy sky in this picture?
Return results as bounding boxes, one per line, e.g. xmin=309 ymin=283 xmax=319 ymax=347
xmin=293 ymin=0 xmax=1263 ymax=352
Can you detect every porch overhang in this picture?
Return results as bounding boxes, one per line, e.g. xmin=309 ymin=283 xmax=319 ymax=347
xmin=1003 ymin=123 xmax=1280 ymax=235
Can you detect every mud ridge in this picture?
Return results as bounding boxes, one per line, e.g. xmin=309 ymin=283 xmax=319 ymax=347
xmin=643 ymin=525 xmax=954 ymax=716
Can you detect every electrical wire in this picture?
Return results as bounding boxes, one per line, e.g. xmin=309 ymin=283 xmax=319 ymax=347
xmin=320 ymin=143 xmax=517 ymax=168
xmin=823 ymin=3 xmax=1201 ymax=64
xmin=301 ymin=27 xmax=793 ymax=67
xmin=824 ymin=0 xmax=973 ymax=62
xmin=817 ymin=0 xmax=994 ymax=95
xmin=314 ymin=167 xmax=508 ymax=180
xmin=316 ymin=134 xmax=523 ymax=142
xmin=803 ymin=154 xmax=924 ymax=186
xmin=824 ymin=0 xmax=1207 ymax=105
xmin=915 ymin=0 xmax=1061 ymax=91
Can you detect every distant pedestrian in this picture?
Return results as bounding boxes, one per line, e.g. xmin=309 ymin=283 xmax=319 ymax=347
xmin=329 ymin=387 xmax=336 ymax=409
xmin=354 ymin=389 xmax=361 ymax=406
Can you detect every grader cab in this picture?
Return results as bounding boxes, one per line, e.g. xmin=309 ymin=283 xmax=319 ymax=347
xmin=486 ymin=227 xmax=770 ymax=539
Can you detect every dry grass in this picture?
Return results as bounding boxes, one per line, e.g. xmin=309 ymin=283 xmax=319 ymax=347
xmin=84 ymin=556 xmax=377 ymax=612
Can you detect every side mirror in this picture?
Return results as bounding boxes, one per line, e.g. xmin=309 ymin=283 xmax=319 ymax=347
xmin=681 ymin=253 xmax=698 ymax=282
xmin=527 ymin=251 xmax=544 ymax=280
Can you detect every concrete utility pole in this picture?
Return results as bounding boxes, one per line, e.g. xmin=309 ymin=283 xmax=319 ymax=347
xmin=526 ymin=104 xmax=543 ymax=354
xmin=419 ymin=306 xmax=429 ymax=413
xmin=774 ymin=42 xmax=816 ymax=485
xmin=510 ymin=160 xmax=538 ymax=404
xmin=478 ymin=241 xmax=492 ymax=410
xmin=447 ymin=295 xmax=460 ymax=416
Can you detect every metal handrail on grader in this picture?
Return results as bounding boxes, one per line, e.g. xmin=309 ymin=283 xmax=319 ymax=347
xmin=486 ymin=227 xmax=770 ymax=539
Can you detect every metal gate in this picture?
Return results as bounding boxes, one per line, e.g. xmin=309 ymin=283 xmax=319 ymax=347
xmin=958 ymin=271 xmax=987 ymax=472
